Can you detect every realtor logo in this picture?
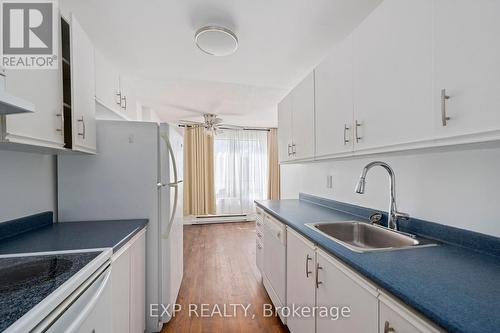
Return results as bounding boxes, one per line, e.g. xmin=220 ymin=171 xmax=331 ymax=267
xmin=1 ymin=0 xmax=58 ymax=69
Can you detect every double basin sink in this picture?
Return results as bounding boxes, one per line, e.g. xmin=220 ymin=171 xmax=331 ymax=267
xmin=306 ymin=221 xmax=436 ymax=253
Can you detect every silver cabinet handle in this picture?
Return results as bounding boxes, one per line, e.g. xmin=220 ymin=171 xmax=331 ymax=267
xmin=343 ymin=124 xmax=350 ymax=145
xmin=292 ymin=143 xmax=296 ymax=155
xmin=355 ymin=120 xmax=362 ymax=143
xmin=305 ymin=254 xmax=313 ymax=278
xmin=77 ymin=116 xmax=86 ymax=139
xmin=315 ymin=263 xmax=323 ymax=288
xmin=121 ymin=95 xmax=127 ymax=110
xmin=56 ymin=113 xmax=64 ymax=135
xmin=287 ymin=144 xmax=292 ymax=157
xmin=115 ymin=90 xmax=122 ymax=105
xmin=441 ymin=88 xmax=451 ymax=126
xmin=384 ymin=321 xmax=396 ymax=333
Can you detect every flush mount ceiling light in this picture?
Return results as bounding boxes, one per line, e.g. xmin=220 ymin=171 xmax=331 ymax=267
xmin=195 ymin=26 xmax=238 ymax=56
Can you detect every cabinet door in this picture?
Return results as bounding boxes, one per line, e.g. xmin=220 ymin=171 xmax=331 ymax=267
xmin=95 ymin=48 xmax=121 ymax=113
xmin=379 ymin=293 xmax=442 ymax=333
xmin=111 ymin=247 xmax=131 ymax=333
xmin=286 ymin=229 xmax=316 ymax=333
xmin=278 ymin=93 xmax=293 ymax=162
xmin=4 ymin=14 xmax=63 ymax=149
xmin=352 ymin=0 xmax=434 ymax=151
xmin=71 ymin=14 xmax=96 ymax=153
xmin=316 ymin=250 xmax=378 ymax=333
xmin=433 ymin=0 xmax=500 ymax=138
xmin=291 ymin=72 xmax=315 ymax=160
xmin=119 ymin=75 xmax=138 ymax=120
xmin=315 ymin=35 xmax=354 ymax=158
xmin=130 ymin=231 xmax=146 ymax=333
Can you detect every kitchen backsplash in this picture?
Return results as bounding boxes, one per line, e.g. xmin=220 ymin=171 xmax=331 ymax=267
xmin=281 ymin=146 xmax=500 ymax=238
xmin=0 ymin=151 xmax=56 ymax=223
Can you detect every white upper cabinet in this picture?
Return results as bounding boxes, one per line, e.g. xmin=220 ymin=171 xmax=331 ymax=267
xmin=119 ymin=75 xmax=138 ymax=120
xmin=278 ymin=93 xmax=293 ymax=162
xmin=286 ymin=229 xmax=316 ymax=333
xmin=70 ymin=14 xmax=96 ymax=153
xmin=432 ymin=0 xmax=500 ymax=139
xmin=278 ymin=72 xmax=315 ymax=162
xmin=2 ymin=18 xmax=64 ymax=149
xmin=95 ymin=49 xmax=121 ymax=114
xmin=352 ymin=0 xmax=434 ymax=151
xmin=315 ymin=35 xmax=354 ymax=158
xmin=291 ymin=72 xmax=315 ymax=160
xmin=316 ymin=250 xmax=378 ymax=333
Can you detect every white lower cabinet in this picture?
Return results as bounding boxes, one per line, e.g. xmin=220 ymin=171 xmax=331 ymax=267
xmin=279 ymin=222 xmax=443 ymax=333
xmin=379 ymin=293 xmax=442 ymax=333
xmin=286 ymin=229 xmax=316 ymax=333
xmin=316 ymin=249 xmax=378 ymax=333
xmin=111 ymin=229 xmax=146 ymax=333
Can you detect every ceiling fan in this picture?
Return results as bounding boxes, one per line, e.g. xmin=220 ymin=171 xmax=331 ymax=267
xmin=178 ymin=113 xmax=243 ymax=134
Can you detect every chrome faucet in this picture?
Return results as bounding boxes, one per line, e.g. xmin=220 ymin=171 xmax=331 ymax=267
xmin=355 ymin=161 xmax=409 ymax=231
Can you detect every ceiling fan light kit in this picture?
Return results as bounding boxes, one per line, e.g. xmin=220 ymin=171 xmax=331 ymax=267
xmin=195 ymin=26 xmax=239 ymax=56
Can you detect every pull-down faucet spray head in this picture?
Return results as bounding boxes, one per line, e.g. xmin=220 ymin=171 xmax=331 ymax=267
xmin=355 ymin=177 xmax=366 ymax=194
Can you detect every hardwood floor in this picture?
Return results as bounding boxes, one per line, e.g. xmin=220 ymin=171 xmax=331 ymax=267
xmin=161 ymin=222 xmax=289 ymax=333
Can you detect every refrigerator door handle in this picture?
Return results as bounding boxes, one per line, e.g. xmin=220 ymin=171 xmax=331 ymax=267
xmin=157 ymin=180 xmax=183 ymax=188
xmin=160 ymin=133 xmax=180 ymax=240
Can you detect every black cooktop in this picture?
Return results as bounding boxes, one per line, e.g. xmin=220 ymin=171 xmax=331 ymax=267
xmin=0 ymin=251 xmax=100 ymax=332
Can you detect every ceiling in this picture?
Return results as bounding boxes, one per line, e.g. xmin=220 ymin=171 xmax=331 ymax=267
xmin=60 ymin=0 xmax=382 ymax=127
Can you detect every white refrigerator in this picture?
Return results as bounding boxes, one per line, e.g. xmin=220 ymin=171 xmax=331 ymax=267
xmin=58 ymin=120 xmax=184 ymax=332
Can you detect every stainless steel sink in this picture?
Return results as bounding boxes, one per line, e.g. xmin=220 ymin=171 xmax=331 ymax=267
xmin=305 ymin=221 xmax=435 ymax=253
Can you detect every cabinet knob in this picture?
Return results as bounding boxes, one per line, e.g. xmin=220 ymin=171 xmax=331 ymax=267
xmin=384 ymin=321 xmax=396 ymax=333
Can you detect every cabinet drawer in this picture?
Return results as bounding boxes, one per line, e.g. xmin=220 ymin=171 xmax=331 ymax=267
xmin=379 ymin=293 xmax=442 ymax=333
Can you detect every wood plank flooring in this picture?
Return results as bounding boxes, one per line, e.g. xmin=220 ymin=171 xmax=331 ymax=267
xmin=161 ymin=222 xmax=289 ymax=333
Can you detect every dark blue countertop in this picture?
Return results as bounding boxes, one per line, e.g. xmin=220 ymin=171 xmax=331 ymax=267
xmin=0 ymin=212 xmax=148 ymax=254
xmin=256 ymin=195 xmax=500 ymax=333
xmin=0 ymin=251 xmax=100 ymax=332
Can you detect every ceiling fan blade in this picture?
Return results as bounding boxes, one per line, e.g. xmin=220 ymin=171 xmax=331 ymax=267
xmin=178 ymin=120 xmax=205 ymax=126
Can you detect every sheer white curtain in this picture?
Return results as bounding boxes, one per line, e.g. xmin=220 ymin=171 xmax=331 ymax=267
xmin=214 ymin=129 xmax=268 ymax=215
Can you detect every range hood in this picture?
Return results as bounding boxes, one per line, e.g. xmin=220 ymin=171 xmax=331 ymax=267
xmin=0 ymin=67 xmax=35 ymax=115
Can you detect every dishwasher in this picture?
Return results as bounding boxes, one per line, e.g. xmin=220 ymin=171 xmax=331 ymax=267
xmin=263 ymin=214 xmax=287 ymax=324
xmin=33 ymin=262 xmax=112 ymax=333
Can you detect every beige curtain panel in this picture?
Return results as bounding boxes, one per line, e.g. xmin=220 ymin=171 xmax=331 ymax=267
xmin=267 ymin=128 xmax=280 ymax=200
xmin=183 ymin=127 xmax=216 ymax=215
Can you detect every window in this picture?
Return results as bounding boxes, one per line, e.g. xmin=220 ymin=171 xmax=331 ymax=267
xmin=214 ymin=129 xmax=268 ymax=214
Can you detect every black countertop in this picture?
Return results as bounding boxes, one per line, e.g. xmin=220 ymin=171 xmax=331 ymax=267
xmin=0 ymin=251 xmax=101 ymax=332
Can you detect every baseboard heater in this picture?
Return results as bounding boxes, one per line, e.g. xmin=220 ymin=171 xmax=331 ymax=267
xmin=191 ymin=213 xmax=254 ymax=224
xmin=196 ymin=214 xmax=246 ymax=219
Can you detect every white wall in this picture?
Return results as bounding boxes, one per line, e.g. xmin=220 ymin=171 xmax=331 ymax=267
xmin=0 ymin=150 xmax=56 ymax=222
xmin=281 ymin=147 xmax=500 ymax=238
